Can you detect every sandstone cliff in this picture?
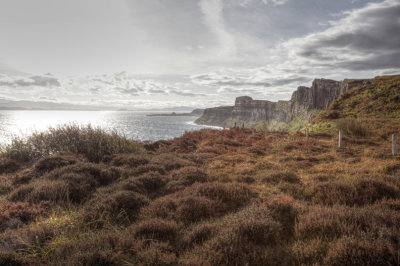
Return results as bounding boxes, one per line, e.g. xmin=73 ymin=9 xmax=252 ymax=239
xmin=195 ymin=78 xmax=365 ymax=128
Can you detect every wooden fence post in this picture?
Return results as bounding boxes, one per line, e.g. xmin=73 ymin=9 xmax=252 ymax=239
xmin=306 ymin=128 xmax=309 ymax=141
xmin=234 ymin=122 xmax=237 ymax=128
xmin=393 ymin=133 xmax=397 ymax=156
xmin=338 ymin=130 xmax=343 ymax=148
xmin=242 ymin=122 xmax=245 ymax=129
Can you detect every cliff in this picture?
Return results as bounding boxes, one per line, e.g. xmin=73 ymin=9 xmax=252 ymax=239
xmin=195 ymin=78 xmax=365 ymax=128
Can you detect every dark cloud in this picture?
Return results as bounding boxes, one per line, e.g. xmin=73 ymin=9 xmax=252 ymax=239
xmin=293 ymin=0 xmax=400 ymax=71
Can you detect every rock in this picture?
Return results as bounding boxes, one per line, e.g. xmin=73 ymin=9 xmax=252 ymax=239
xmin=195 ymin=78 xmax=364 ymax=127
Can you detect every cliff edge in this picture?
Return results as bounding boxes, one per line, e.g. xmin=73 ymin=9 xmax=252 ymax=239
xmin=195 ymin=78 xmax=366 ymax=129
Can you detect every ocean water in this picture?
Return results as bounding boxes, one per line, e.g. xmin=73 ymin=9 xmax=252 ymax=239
xmin=0 ymin=110 xmax=218 ymax=146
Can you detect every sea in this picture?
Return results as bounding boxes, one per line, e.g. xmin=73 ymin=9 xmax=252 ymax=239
xmin=0 ymin=110 xmax=219 ymax=146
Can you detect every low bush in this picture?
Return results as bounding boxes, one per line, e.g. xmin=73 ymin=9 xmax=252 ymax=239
xmin=166 ymin=167 xmax=210 ymax=192
xmin=119 ymin=171 xmax=167 ymax=198
xmin=0 ymin=201 xmax=48 ymax=231
xmin=0 ymin=158 xmax=20 ymax=174
xmin=324 ymin=237 xmax=398 ymax=266
xmin=8 ymin=180 xmax=69 ymax=204
xmin=260 ymin=170 xmax=301 ymax=185
xmin=111 ymin=153 xmax=149 ymax=168
xmin=306 ymin=178 xmax=399 ymax=206
xmin=84 ymin=190 xmax=149 ymax=226
xmin=34 ymin=154 xmax=77 ymax=174
xmin=336 ymin=118 xmax=369 ymax=137
xmin=4 ymin=124 xmax=142 ymax=162
xmin=181 ymin=222 xmax=216 ymax=248
xmin=195 ymin=203 xmax=292 ymax=265
xmin=151 ymin=153 xmax=194 ymax=171
xmin=132 ymin=218 xmax=178 ymax=243
xmin=295 ymin=205 xmax=400 ymax=241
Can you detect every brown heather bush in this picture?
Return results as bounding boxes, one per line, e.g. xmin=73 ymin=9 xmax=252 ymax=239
xmin=0 ymin=251 xmax=33 ymax=266
xmin=141 ymin=182 xmax=253 ymax=224
xmin=259 ymin=170 xmax=301 ymax=185
xmin=8 ymin=179 xmax=69 ymax=204
xmin=306 ymin=178 xmax=399 ymax=206
xmin=151 ymin=153 xmax=194 ymax=171
xmin=295 ymin=205 xmax=400 ymax=242
xmin=0 ymin=158 xmax=20 ymax=174
xmin=34 ymin=154 xmax=77 ymax=174
xmin=336 ymin=118 xmax=369 ymax=137
xmin=84 ymin=190 xmax=149 ymax=226
xmin=181 ymin=222 xmax=217 ymax=249
xmin=4 ymin=124 xmax=142 ymax=163
xmin=324 ymin=237 xmax=398 ymax=266
xmin=292 ymin=239 xmax=329 ymax=265
xmin=110 ymin=153 xmax=149 ymax=168
xmin=196 ymin=203 xmax=293 ymax=265
xmin=142 ymin=194 xmax=219 ymax=224
xmin=0 ymin=201 xmax=48 ymax=231
xmin=119 ymin=171 xmax=167 ymax=198
xmin=185 ymin=181 xmax=254 ymax=211
xmin=166 ymin=166 xmax=211 ymax=192
xmin=132 ymin=218 xmax=179 ymax=242
xmin=9 ymin=163 xmax=121 ymax=204
xmin=128 ymin=163 xmax=166 ymax=176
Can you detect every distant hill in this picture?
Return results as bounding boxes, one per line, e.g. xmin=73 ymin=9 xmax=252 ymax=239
xmin=0 ymin=99 xmax=104 ymax=111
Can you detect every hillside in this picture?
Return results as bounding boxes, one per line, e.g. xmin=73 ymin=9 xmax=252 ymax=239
xmin=0 ymin=123 xmax=399 ymax=265
xmin=312 ymin=75 xmax=400 ymax=135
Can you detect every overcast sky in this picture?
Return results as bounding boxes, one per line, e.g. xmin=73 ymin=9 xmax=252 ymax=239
xmin=0 ymin=0 xmax=399 ymax=109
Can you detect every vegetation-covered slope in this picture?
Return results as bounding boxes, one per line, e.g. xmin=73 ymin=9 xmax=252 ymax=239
xmin=313 ymin=75 xmax=400 ymax=136
xmin=0 ymin=125 xmax=399 ymax=265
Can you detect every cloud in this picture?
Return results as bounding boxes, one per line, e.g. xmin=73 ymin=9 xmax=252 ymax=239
xmin=0 ymin=74 xmax=60 ymax=87
xmin=261 ymin=0 xmax=289 ymax=5
xmin=198 ymin=0 xmax=236 ymax=57
xmin=284 ymin=0 xmax=400 ymax=71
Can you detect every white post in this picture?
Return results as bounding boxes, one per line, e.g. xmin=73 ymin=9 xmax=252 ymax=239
xmin=393 ymin=134 xmax=397 ymax=156
xmin=338 ymin=130 xmax=343 ymax=148
xmin=306 ymin=128 xmax=309 ymax=141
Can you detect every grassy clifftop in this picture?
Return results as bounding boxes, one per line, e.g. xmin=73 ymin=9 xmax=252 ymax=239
xmin=0 ymin=125 xmax=399 ymax=265
xmin=313 ymin=75 xmax=400 ymax=135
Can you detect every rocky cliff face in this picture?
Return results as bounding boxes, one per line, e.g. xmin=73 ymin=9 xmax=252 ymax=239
xmin=196 ymin=78 xmax=364 ymax=128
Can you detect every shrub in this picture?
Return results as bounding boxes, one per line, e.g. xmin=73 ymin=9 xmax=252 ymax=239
xmin=306 ymin=178 xmax=399 ymax=206
xmin=295 ymin=205 xmax=400 ymax=241
xmin=336 ymin=118 xmax=369 ymax=137
xmin=324 ymin=238 xmax=398 ymax=266
xmin=181 ymin=222 xmax=216 ymax=248
xmin=0 ymin=158 xmax=20 ymax=174
xmin=84 ymin=190 xmax=149 ymax=226
xmin=111 ymin=154 xmax=149 ymax=168
xmin=260 ymin=170 xmax=301 ymax=185
xmin=4 ymin=124 xmax=142 ymax=162
xmin=185 ymin=181 xmax=254 ymax=211
xmin=34 ymin=154 xmax=77 ymax=174
xmin=167 ymin=167 xmax=210 ymax=192
xmin=119 ymin=171 xmax=166 ymax=198
xmin=151 ymin=153 xmax=194 ymax=171
xmin=132 ymin=218 xmax=178 ymax=242
xmin=0 ymin=202 xmax=48 ymax=231
xmin=8 ymin=180 xmax=69 ymax=204
xmin=197 ymin=204 xmax=291 ymax=265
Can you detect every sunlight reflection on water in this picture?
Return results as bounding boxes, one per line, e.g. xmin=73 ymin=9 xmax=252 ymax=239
xmin=0 ymin=110 xmax=218 ymax=145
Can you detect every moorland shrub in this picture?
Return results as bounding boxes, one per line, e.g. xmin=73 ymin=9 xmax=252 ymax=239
xmin=84 ymin=190 xmax=149 ymax=226
xmin=3 ymin=124 xmax=142 ymax=162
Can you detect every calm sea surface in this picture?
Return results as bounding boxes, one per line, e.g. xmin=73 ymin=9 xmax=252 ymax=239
xmin=0 ymin=110 xmax=219 ymax=146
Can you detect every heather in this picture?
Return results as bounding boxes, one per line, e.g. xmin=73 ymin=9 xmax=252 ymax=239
xmin=0 ymin=124 xmax=399 ymax=265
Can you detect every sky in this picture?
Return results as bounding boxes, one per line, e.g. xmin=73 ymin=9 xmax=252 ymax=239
xmin=0 ymin=0 xmax=399 ymax=109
